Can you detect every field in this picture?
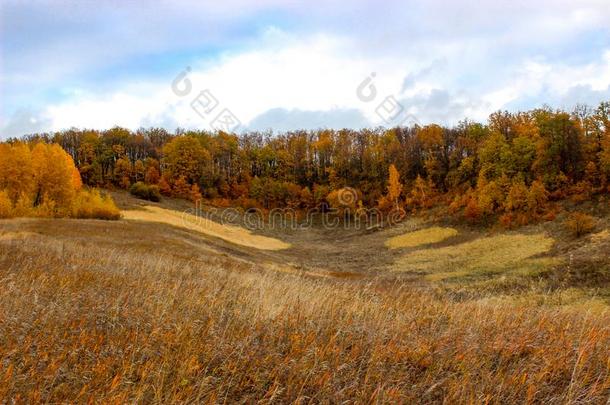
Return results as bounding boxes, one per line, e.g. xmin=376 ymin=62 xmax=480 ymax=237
xmin=1 ymin=192 xmax=610 ymax=403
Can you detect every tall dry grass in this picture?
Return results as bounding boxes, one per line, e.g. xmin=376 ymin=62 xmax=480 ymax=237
xmin=0 ymin=227 xmax=609 ymax=403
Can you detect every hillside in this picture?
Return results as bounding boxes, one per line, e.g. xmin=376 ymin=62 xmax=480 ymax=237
xmin=1 ymin=192 xmax=609 ymax=402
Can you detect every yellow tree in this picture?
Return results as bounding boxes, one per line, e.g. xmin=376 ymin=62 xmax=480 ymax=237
xmin=162 ymin=136 xmax=210 ymax=184
xmin=134 ymin=159 xmax=145 ymax=182
xmin=504 ymin=180 xmax=528 ymax=212
xmin=0 ymin=142 xmax=35 ymax=203
xmin=31 ymin=143 xmax=80 ymax=212
xmin=408 ymin=175 xmax=435 ymax=209
xmin=527 ymin=180 xmax=549 ymax=215
xmin=114 ymin=156 xmax=132 ymax=189
xmin=387 ymin=164 xmax=403 ymax=209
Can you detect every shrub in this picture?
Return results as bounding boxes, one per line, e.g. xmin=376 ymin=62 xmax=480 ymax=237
xmin=189 ymin=184 xmax=202 ymax=203
xmin=172 ymin=176 xmax=191 ymax=199
xmin=464 ymin=198 xmax=481 ymax=223
xmin=33 ymin=196 xmax=59 ymax=218
xmin=129 ymin=182 xmax=161 ymax=202
xmin=565 ymin=212 xmax=595 ymax=237
xmin=499 ymin=212 xmax=515 ymax=229
xmin=72 ymin=189 xmax=121 ymax=220
xmin=158 ymin=176 xmax=172 ymax=196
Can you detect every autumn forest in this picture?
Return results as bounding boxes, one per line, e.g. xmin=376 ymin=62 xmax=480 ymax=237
xmin=3 ymin=102 xmax=609 ymax=227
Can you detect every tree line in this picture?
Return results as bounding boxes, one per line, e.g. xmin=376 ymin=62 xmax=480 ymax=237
xmin=7 ymin=102 xmax=610 ymax=226
xmin=0 ymin=143 xmax=119 ymax=219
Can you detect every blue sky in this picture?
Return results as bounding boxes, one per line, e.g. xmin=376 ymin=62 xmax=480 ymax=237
xmin=1 ymin=0 xmax=610 ymax=138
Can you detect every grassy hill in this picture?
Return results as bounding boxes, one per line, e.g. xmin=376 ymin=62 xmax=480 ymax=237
xmin=1 ymin=192 xmax=609 ymax=402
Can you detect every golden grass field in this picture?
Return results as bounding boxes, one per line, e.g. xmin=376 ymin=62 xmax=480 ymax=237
xmin=1 ymin=193 xmax=609 ymax=403
xmin=394 ymin=233 xmax=557 ymax=281
xmin=122 ymin=205 xmax=290 ymax=251
xmin=385 ymin=226 xmax=458 ymax=249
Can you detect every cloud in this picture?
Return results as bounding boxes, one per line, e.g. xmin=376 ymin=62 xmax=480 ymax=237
xmin=2 ymin=1 xmax=610 ymax=136
xmin=248 ymin=107 xmax=371 ymax=131
xmin=21 ymin=32 xmax=407 ymax=133
xmin=1 ymin=108 xmax=52 ymax=138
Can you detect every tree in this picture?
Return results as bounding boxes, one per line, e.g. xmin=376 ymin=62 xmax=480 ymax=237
xmin=407 ymin=175 xmax=435 ymax=209
xmin=162 ymin=136 xmax=210 ymax=184
xmin=476 ymin=175 xmax=504 ymax=216
xmin=134 ymin=159 xmax=145 ymax=182
xmin=527 ymin=180 xmax=549 ymax=215
xmin=158 ymin=176 xmax=172 ymax=196
xmin=505 ymin=180 xmax=528 ymax=212
xmin=114 ymin=156 xmax=133 ymax=189
xmin=0 ymin=141 xmax=117 ymax=220
xmin=387 ymin=164 xmax=403 ymax=209
xmin=145 ymin=165 xmax=160 ymax=185
xmin=0 ymin=142 xmax=35 ymax=202
xmin=565 ymin=212 xmax=595 ymax=237
xmin=31 ymin=143 xmax=81 ymax=213
xmin=173 ymin=176 xmax=191 ymax=199
xmin=326 ymin=187 xmax=361 ymax=217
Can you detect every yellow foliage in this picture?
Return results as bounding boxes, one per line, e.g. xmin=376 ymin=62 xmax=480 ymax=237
xmin=72 ymin=189 xmax=121 ymax=220
xmin=31 ymin=143 xmax=77 ymax=211
xmin=0 ymin=190 xmax=12 ymax=218
xmin=0 ymin=142 xmax=118 ymax=220
xmin=0 ymin=142 xmax=35 ymax=202
xmin=565 ymin=212 xmax=595 ymax=238
xmin=12 ymin=193 xmax=33 ymax=217
xmin=387 ymin=164 xmax=403 ymax=207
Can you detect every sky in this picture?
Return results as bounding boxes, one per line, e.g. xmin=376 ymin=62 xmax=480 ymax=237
xmin=1 ymin=0 xmax=610 ymax=138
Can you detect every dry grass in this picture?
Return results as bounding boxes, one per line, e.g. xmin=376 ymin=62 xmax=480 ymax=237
xmin=122 ymin=205 xmax=290 ymax=251
xmin=1 ymin=220 xmax=609 ymax=403
xmin=385 ymin=226 xmax=458 ymax=249
xmin=395 ymin=233 xmax=557 ymax=281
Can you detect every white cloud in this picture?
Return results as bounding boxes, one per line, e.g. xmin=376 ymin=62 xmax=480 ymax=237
xmin=37 ymin=32 xmax=413 ymax=132
xmin=14 ymin=35 xmax=610 ymax=135
xmin=3 ymin=0 xmax=610 ymax=136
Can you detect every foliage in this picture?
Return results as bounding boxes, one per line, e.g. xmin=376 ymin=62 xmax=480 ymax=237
xmin=565 ymin=212 xmax=595 ymax=237
xmin=0 ymin=142 xmax=119 ymax=220
xmin=8 ymin=101 xmax=610 ymax=227
xmin=0 ymin=190 xmax=12 ymax=218
xmin=129 ymin=182 xmax=161 ymax=202
xmin=189 ymin=184 xmax=202 ymax=203
xmin=386 ymin=164 xmax=403 ymax=209
xmin=72 ymin=189 xmax=121 ymax=220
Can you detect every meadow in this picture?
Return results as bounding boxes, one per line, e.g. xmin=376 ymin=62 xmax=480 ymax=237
xmin=1 ymin=193 xmax=609 ymax=403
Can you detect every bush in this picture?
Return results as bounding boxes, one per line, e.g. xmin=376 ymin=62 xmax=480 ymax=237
xmin=129 ymin=182 xmax=161 ymax=202
xmin=464 ymin=198 xmax=481 ymax=223
xmin=565 ymin=212 xmax=595 ymax=237
xmin=72 ymin=189 xmax=121 ymax=220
